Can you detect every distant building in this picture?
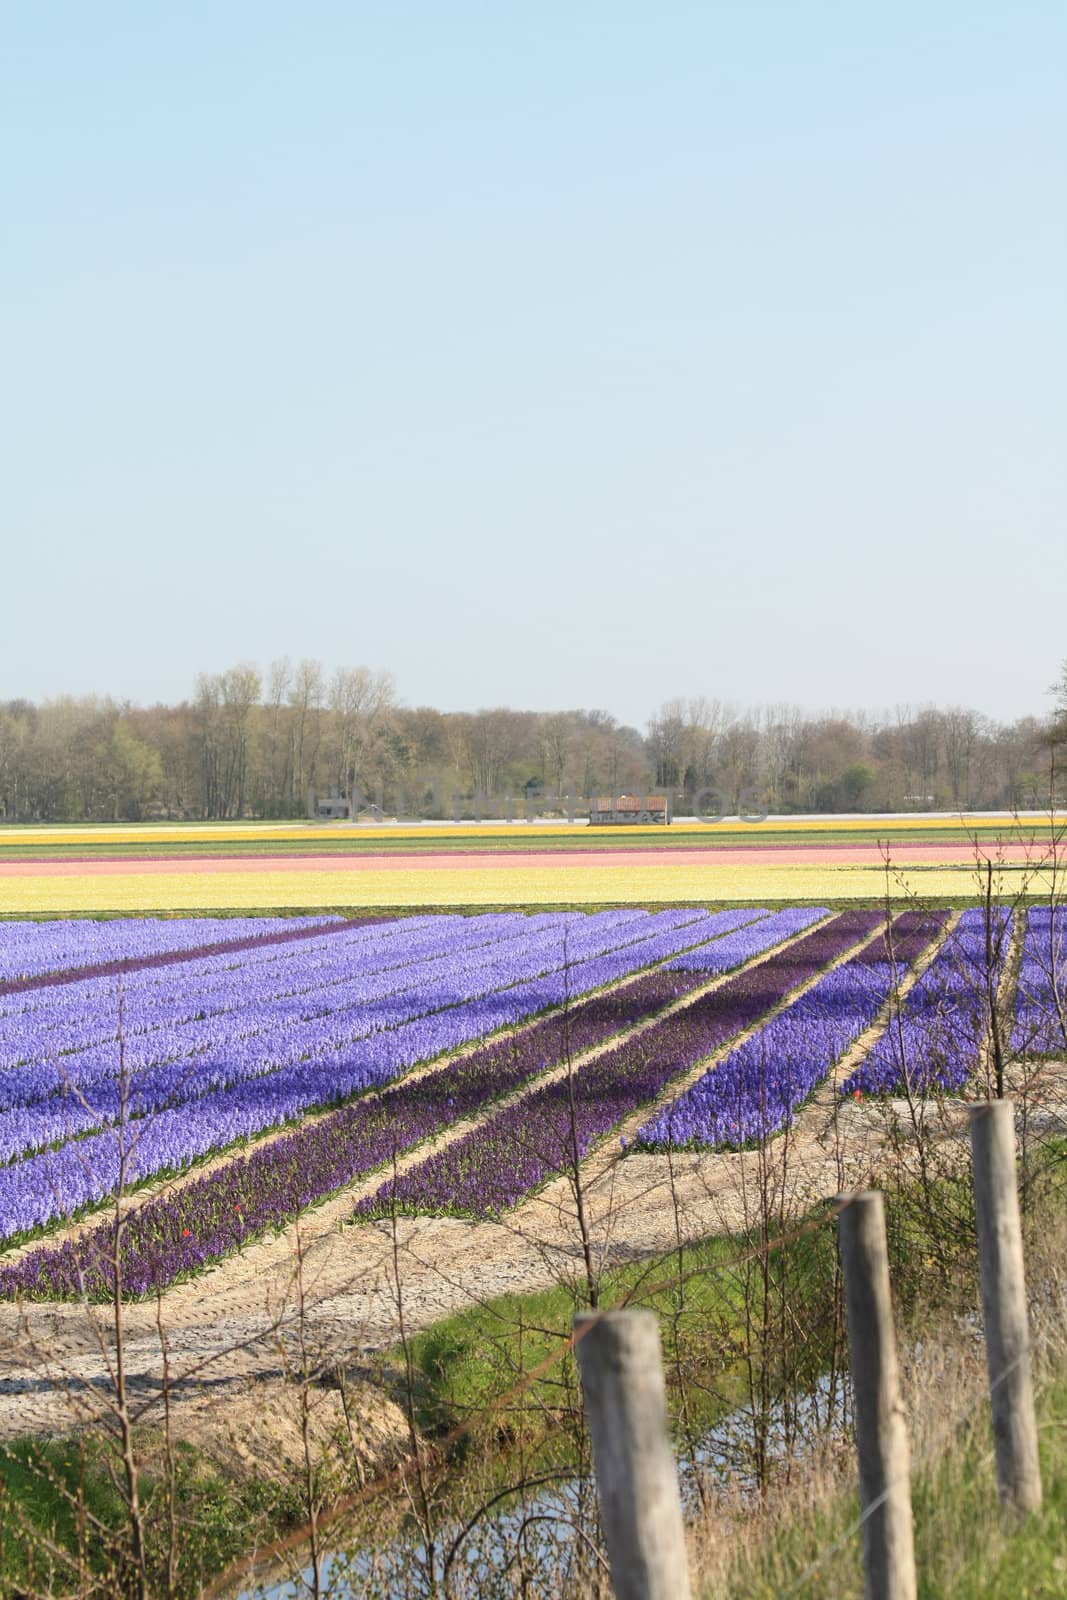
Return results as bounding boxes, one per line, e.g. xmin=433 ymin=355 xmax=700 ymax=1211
xmin=307 ymin=786 xmax=354 ymax=820
xmin=589 ymin=795 xmax=672 ymax=826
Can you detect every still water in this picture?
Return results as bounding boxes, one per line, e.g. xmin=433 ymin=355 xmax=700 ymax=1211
xmin=256 ymin=1374 xmax=845 ymax=1599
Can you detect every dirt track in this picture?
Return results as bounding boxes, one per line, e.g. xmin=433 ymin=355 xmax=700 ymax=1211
xmin=0 ymin=1106 xmax=884 ymax=1449
xmin=2 ymin=1074 xmax=1065 ymax=1460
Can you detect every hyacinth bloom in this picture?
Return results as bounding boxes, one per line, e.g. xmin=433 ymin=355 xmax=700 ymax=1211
xmin=841 ymin=906 xmax=1009 ymax=1097
xmin=0 ymin=910 xmax=768 ymax=1298
xmin=0 ymin=908 xmax=762 ymax=1242
xmin=356 ymin=909 xmax=880 ymax=1223
xmin=638 ymin=910 xmax=947 ymax=1150
xmin=666 ymin=906 xmax=827 ymax=972
xmin=1011 ymin=907 xmax=1067 ymax=1057
xmin=0 ymin=915 xmax=344 ymax=985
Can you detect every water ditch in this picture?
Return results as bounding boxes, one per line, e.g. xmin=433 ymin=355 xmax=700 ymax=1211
xmin=256 ymin=1371 xmax=849 ymax=1599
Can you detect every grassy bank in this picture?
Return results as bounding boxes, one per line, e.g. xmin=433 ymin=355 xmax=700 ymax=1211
xmin=695 ymin=1321 xmax=1067 ymax=1600
xmin=1 ymin=1146 xmax=1064 ymax=1597
xmin=0 ymin=1434 xmax=300 ymax=1599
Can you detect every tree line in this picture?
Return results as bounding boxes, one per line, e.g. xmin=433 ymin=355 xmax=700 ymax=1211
xmin=0 ymin=659 xmax=1063 ymax=823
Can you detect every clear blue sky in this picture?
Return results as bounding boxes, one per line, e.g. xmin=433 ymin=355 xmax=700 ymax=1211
xmin=3 ymin=2 xmax=1064 ymax=727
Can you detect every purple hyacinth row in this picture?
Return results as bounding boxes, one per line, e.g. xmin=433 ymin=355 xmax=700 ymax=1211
xmin=0 ymin=958 xmax=722 ymax=1301
xmin=841 ymin=906 xmax=1010 ymax=1096
xmin=0 ymin=913 xmax=572 ymax=1064
xmin=0 ymin=915 xmax=343 ymax=986
xmin=667 ymin=906 xmax=826 ymax=971
xmin=0 ymin=918 xmax=483 ymax=1080
xmin=0 ymin=911 xmax=653 ymax=1097
xmin=0 ymin=918 xmax=386 ymax=1005
xmin=1011 ymin=908 xmax=1067 ymax=1056
xmin=637 ymin=911 xmax=946 ymax=1150
xmin=0 ymin=911 xmax=727 ymax=1164
xmin=0 ymin=915 xmax=542 ymax=1118
xmin=0 ymin=911 xmax=744 ymax=1239
xmin=356 ymin=910 xmax=877 ymax=1222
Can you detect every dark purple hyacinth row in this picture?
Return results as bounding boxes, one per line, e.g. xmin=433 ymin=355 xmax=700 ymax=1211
xmin=1011 ymin=907 xmax=1067 ymax=1056
xmin=356 ymin=909 xmax=879 ymax=1223
xmin=0 ymin=915 xmax=344 ymax=988
xmin=860 ymin=909 xmax=952 ymax=967
xmin=0 ymin=910 xmax=746 ymax=1240
xmin=840 ymin=906 xmax=1010 ymax=1096
xmin=637 ymin=910 xmax=947 ymax=1150
xmin=0 ymin=936 xmax=744 ymax=1300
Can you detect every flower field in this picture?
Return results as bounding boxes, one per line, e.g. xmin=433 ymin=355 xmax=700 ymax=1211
xmin=0 ymin=896 xmax=1057 ymax=1299
xmin=0 ymin=861 xmax=1041 ymax=913
xmin=0 ymin=812 xmax=1057 ymax=910
xmin=1011 ymin=907 xmax=1067 ymax=1057
xmin=840 ymin=907 xmax=1012 ymax=1096
xmin=356 ymin=910 xmax=878 ymax=1221
xmin=0 ymin=909 xmax=763 ymax=1240
xmin=0 ymin=914 xmax=347 ymax=988
xmin=639 ymin=910 xmax=948 ymax=1149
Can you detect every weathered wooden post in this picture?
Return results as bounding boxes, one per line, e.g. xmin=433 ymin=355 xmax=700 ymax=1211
xmin=573 ymin=1309 xmax=692 ymax=1600
xmin=838 ymin=1191 xmax=917 ymax=1600
xmin=968 ymin=1098 xmax=1043 ymax=1513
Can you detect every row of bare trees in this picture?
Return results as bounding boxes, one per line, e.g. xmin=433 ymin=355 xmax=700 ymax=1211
xmin=0 ymin=664 xmax=1064 ymax=822
xmin=647 ymin=696 xmax=1063 ymax=814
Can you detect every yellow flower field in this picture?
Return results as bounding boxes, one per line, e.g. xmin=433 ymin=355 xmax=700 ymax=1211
xmin=0 ymin=813 xmax=1058 ymax=849
xmin=0 ymin=860 xmax=1045 ymax=914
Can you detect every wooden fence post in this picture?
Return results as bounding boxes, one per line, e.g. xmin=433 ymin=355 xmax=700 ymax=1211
xmin=573 ymin=1309 xmax=692 ymax=1600
xmin=968 ymin=1098 xmax=1043 ymax=1513
xmin=838 ymin=1191 xmax=917 ymax=1600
